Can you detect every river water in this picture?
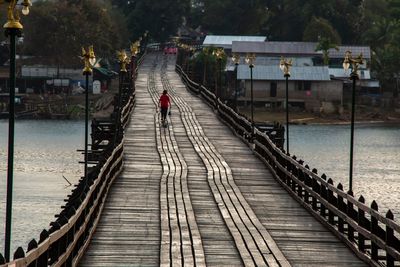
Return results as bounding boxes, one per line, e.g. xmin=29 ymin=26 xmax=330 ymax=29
xmin=0 ymin=120 xmax=399 ymax=255
xmin=0 ymin=120 xmax=84 ymax=255
xmin=290 ymin=123 xmax=400 ymax=219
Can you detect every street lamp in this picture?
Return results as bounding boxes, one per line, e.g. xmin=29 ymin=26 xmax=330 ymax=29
xmin=245 ymin=53 xmax=256 ymax=141
xmin=343 ymin=50 xmax=364 ymax=193
xmin=212 ymin=48 xmax=225 ymax=104
xmin=130 ymin=41 xmax=139 ymax=83
xmin=232 ymin=53 xmax=240 ymax=112
xmin=115 ymin=49 xmax=129 ymax=144
xmin=3 ymin=0 xmax=32 ymax=261
xmin=280 ymin=57 xmax=292 ymax=154
xmin=81 ymin=46 xmax=96 ymax=186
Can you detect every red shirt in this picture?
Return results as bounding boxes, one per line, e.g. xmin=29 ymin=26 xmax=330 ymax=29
xmin=159 ymin=94 xmax=170 ymax=108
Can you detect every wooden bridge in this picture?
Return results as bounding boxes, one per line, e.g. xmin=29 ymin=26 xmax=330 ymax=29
xmin=1 ymin=51 xmax=399 ymax=267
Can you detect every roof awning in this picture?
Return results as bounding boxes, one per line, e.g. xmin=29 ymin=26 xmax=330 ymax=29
xmin=93 ymin=67 xmax=117 ymax=78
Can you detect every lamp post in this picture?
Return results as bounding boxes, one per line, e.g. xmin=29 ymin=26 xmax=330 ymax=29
xmin=212 ymin=48 xmax=225 ymax=102
xmin=115 ymin=49 xmax=129 ymax=144
xmin=232 ymin=53 xmax=240 ymax=112
xmin=280 ymin=57 xmax=292 ymax=154
xmin=81 ymin=46 xmax=96 ymax=185
xmin=343 ymin=51 xmax=363 ymax=193
xmin=130 ymin=42 xmax=139 ymax=87
xmin=245 ymin=53 xmax=256 ymax=141
xmin=202 ymin=47 xmax=211 ymax=87
xmin=3 ymin=0 xmax=32 ymax=261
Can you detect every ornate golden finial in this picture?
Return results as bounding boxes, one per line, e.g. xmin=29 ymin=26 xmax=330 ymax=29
xmin=117 ymin=49 xmax=129 ymax=73
xmin=2 ymin=0 xmax=32 ymax=29
xmin=279 ymin=57 xmax=292 ymax=77
xmin=232 ymin=53 xmax=240 ymax=65
xmin=245 ymin=53 xmax=256 ymax=67
xmin=130 ymin=42 xmax=139 ymax=56
xmin=343 ymin=51 xmax=364 ymax=79
xmin=212 ymin=48 xmax=225 ymax=60
xmin=81 ymin=46 xmax=96 ymax=75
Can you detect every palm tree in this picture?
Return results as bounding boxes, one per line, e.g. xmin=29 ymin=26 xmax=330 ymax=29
xmin=315 ymin=36 xmax=339 ymax=65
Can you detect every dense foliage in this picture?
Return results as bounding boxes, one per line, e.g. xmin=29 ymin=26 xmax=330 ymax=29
xmin=10 ymin=0 xmax=129 ymax=67
xmin=0 ymin=0 xmax=398 ymax=91
xmin=112 ymin=0 xmax=400 ymax=92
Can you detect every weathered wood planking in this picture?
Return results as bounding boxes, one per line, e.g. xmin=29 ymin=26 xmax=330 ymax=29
xmin=147 ymin=60 xmax=206 ymax=266
xmin=162 ymin=56 xmax=289 ymax=267
xmin=79 ymin=60 xmax=162 ymax=267
xmin=165 ymin=60 xmax=368 ymax=267
xmin=168 ymin=85 xmax=245 ymax=265
xmin=79 ymin=53 xmax=369 ymax=267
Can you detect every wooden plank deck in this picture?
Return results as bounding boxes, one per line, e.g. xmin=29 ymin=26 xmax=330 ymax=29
xmin=79 ymin=53 xmax=368 ymax=267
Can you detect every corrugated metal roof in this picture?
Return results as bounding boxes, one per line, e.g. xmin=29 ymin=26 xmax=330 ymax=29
xmin=329 ymin=68 xmax=371 ymax=79
xmin=203 ymin=35 xmax=266 ymax=49
xmin=232 ymin=41 xmax=371 ymax=59
xmin=328 ymin=46 xmax=371 ymax=59
xmin=237 ymin=65 xmax=331 ymax=81
xmin=226 ymin=56 xmax=314 ymax=68
xmin=232 ymin=41 xmax=321 ymax=55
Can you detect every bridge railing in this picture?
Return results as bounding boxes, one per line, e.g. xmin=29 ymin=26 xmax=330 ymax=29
xmin=254 ymin=130 xmax=400 ymax=267
xmin=176 ymin=63 xmax=400 ymax=267
xmin=176 ymin=64 xmax=284 ymax=147
xmin=0 ymin=51 xmax=145 ymax=267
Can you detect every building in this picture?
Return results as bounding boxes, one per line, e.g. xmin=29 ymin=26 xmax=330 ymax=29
xmin=229 ymin=41 xmax=376 ymax=113
xmin=236 ymin=65 xmax=341 ymax=112
xmin=203 ymin=35 xmax=267 ymax=51
xmin=18 ymin=63 xmax=116 ymax=94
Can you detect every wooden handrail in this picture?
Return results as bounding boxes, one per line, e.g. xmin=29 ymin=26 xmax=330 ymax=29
xmin=176 ymin=63 xmax=400 ymax=267
xmin=0 ymin=51 xmax=145 ymax=267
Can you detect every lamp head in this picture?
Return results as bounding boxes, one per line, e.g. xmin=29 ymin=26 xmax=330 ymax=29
xmin=279 ymin=57 xmax=292 ymax=77
xmin=279 ymin=59 xmax=285 ymax=72
xmin=231 ymin=53 xmax=240 ymax=65
xmin=343 ymin=51 xmax=364 ymax=79
xmin=343 ymin=51 xmax=351 ymax=71
xmin=213 ymin=48 xmax=225 ymax=59
xmin=88 ymin=45 xmax=96 ymax=66
xmin=245 ymin=53 xmax=256 ymax=67
xmin=3 ymin=0 xmax=33 ymax=29
xmin=21 ymin=0 xmax=32 ymax=15
xmin=81 ymin=46 xmax=95 ymax=75
xmin=117 ymin=49 xmax=128 ymax=72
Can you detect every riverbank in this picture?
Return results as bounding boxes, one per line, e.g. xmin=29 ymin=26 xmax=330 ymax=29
xmin=238 ymin=107 xmax=400 ymax=125
xmin=0 ymin=78 xmax=119 ymax=120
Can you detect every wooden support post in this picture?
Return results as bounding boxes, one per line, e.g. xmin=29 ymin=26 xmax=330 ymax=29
xmin=327 ymin=179 xmax=335 ymax=225
xmin=337 ymin=183 xmax=344 ymax=233
xmin=304 ymin=165 xmax=310 ymax=204
xmin=385 ymin=210 xmax=395 ymax=267
xmin=320 ymin=174 xmax=327 ymax=218
xmin=371 ymin=200 xmax=379 ymax=261
xmin=347 ymin=190 xmax=355 ymax=242
xmin=311 ymin=168 xmax=318 ymax=211
xmin=358 ymin=195 xmax=366 ymax=252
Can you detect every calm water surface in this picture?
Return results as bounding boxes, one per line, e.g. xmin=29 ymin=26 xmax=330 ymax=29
xmin=290 ymin=123 xmax=400 ymax=219
xmin=0 ymin=120 xmax=84 ymax=254
xmin=0 ymin=120 xmax=399 ymax=255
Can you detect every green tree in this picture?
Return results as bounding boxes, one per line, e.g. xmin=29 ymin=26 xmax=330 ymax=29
xmin=315 ymin=37 xmax=339 ymax=65
xmin=303 ymin=17 xmax=341 ymax=44
xmin=127 ymin=0 xmax=190 ymax=42
xmin=201 ymin=0 xmax=266 ymax=35
xmin=22 ymin=0 xmax=129 ymax=68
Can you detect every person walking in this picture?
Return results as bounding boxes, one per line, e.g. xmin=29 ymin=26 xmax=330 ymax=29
xmin=159 ymin=89 xmax=171 ymax=125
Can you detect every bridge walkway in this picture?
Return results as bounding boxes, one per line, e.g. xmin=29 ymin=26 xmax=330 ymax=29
xmin=79 ymin=53 xmax=368 ymax=266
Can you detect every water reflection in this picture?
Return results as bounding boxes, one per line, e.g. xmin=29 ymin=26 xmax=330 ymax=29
xmin=0 ymin=120 xmax=399 ymax=255
xmin=290 ymin=124 xmax=400 ymax=220
xmin=0 ymin=120 xmax=84 ymax=254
